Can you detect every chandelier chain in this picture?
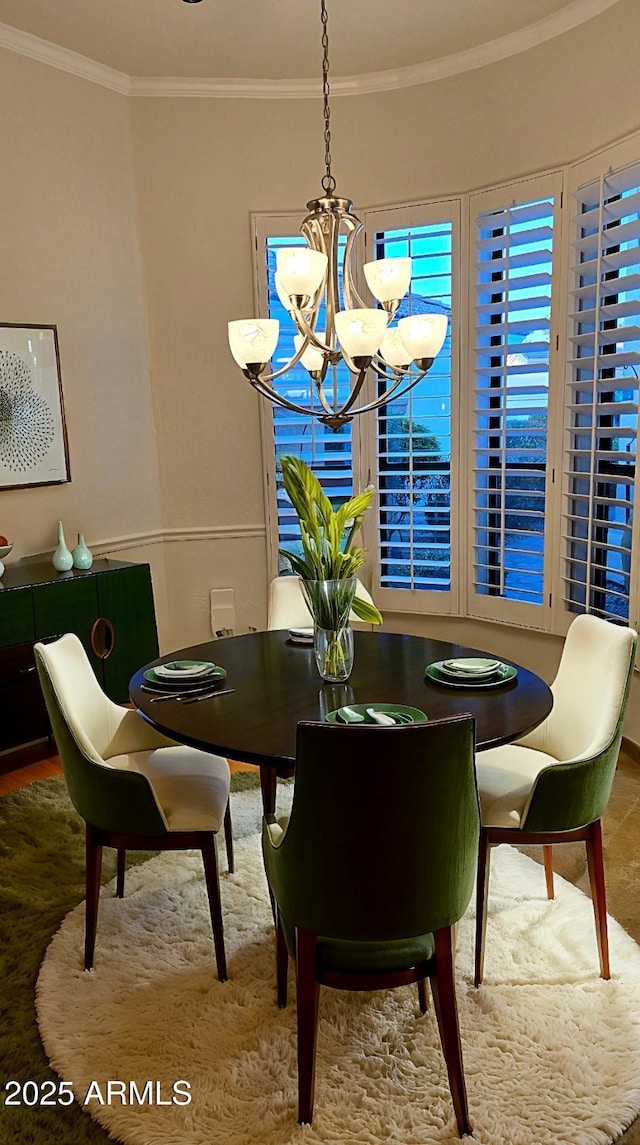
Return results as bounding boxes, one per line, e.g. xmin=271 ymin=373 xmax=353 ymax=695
xmin=320 ymin=0 xmax=335 ymax=195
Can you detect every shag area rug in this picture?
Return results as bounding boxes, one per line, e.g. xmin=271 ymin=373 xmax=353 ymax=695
xmin=36 ymin=785 xmax=640 ymax=1145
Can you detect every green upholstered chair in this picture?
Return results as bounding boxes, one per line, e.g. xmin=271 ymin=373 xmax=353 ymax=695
xmin=34 ymin=633 xmax=233 ymax=981
xmin=262 ymin=715 xmax=479 ymax=1136
xmin=474 ymin=613 xmax=637 ymax=986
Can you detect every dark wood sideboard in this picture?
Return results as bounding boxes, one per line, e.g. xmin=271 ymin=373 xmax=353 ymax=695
xmin=0 ymin=558 xmax=159 ymax=758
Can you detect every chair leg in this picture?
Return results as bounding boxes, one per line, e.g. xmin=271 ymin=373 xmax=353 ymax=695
xmin=200 ymin=834 xmax=228 ymax=982
xmin=430 ymin=927 xmax=472 ymax=1138
xmin=223 ymin=800 xmax=234 ymax=874
xmin=276 ymin=906 xmax=288 ymax=1008
xmin=417 ymin=977 xmax=429 ymax=1014
xmin=84 ymin=823 xmax=103 ymax=971
xmin=474 ymin=829 xmax=492 ymax=987
xmin=260 ymin=766 xmax=277 ymax=817
xmin=116 ymin=848 xmax=126 ymax=898
xmin=295 ymin=928 xmax=320 ymax=1125
xmin=543 ymin=844 xmax=554 ymax=900
xmin=585 ymin=819 xmax=610 ymax=980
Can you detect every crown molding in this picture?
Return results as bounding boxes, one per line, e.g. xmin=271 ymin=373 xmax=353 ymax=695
xmin=0 ymin=0 xmax=623 ymax=99
xmin=0 ymin=22 xmax=130 ymax=94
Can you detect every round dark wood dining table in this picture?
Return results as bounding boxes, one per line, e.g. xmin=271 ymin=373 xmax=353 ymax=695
xmin=129 ymin=630 xmax=553 ymax=815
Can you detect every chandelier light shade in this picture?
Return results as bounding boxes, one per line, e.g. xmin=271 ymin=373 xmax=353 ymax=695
xmin=363 ymin=257 xmax=412 ymax=304
xmin=227 ymin=0 xmax=448 ymax=428
xmin=397 ymin=313 xmax=449 ymax=365
xmin=228 ymin=319 xmax=279 ymax=370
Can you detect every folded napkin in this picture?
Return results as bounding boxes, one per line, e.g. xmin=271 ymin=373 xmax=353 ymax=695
xmin=334 ymin=704 xmax=427 ymax=725
xmin=155 ymin=661 xmax=212 ymax=678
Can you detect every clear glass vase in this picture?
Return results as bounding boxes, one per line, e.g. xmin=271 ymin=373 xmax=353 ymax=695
xmin=314 ymin=625 xmax=354 ymax=683
xmin=301 ymin=578 xmax=357 ymax=683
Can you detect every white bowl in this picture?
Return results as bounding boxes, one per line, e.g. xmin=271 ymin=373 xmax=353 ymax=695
xmin=0 ymin=542 xmax=13 ymax=560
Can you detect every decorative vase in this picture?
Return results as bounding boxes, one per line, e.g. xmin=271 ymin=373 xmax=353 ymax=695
xmin=72 ymin=533 xmax=93 ymax=570
xmin=301 ymin=577 xmax=357 ymax=683
xmin=52 ymin=521 xmax=73 ymax=572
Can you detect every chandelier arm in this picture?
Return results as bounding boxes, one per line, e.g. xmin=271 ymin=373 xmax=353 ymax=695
xmin=245 ymin=351 xmax=308 ymax=386
xmin=333 ymin=367 xmax=369 ymax=416
xmin=348 ymin=370 xmax=430 ymax=416
xmin=369 ymin=360 xmax=409 ymax=385
xmin=245 ymin=374 xmax=328 ymax=418
xmin=324 ymin=209 xmax=341 ymax=349
xmin=292 ymin=308 xmax=334 ymax=356
xmin=337 ymin=345 xmax=365 ymax=377
xmin=341 ymin=225 xmax=370 ymax=311
xmin=369 ymin=356 xmax=430 ymax=383
xmin=313 ymin=363 xmax=337 ymax=416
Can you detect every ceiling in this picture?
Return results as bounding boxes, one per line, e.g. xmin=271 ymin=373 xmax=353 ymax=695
xmin=0 ymin=0 xmax=620 ymax=83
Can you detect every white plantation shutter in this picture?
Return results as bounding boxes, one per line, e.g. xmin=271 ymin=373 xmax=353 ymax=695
xmin=363 ymin=201 xmax=459 ymax=614
xmin=563 ymin=158 xmax=640 ymax=625
xmin=256 ymin=228 xmax=355 ymax=575
xmin=469 ymin=176 xmax=561 ymax=626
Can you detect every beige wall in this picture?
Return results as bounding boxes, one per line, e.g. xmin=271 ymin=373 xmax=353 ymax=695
xmin=4 ymin=0 xmax=640 ymax=721
xmin=0 ymin=48 xmax=169 ymax=637
xmin=128 ymin=0 xmax=640 ymax=654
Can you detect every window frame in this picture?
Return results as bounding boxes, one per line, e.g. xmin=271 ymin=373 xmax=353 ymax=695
xmin=360 ymin=197 xmax=463 ymax=617
xmin=466 ymin=171 xmax=565 ymax=631
xmin=556 ymin=136 xmax=640 ymax=636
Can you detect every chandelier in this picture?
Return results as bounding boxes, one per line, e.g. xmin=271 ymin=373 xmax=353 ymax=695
xmin=227 ymin=0 xmax=448 ymax=430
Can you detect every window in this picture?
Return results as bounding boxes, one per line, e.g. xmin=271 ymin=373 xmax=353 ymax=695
xmin=364 ymin=201 xmax=460 ymax=615
xmin=564 ymin=158 xmax=640 ymax=624
xmin=257 ymin=202 xmax=458 ymax=608
xmin=255 ymin=145 xmax=640 ymax=635
xmin=470 ymin=176 xmax=561 ymax=626
xmin=374 ymin=224 xmax=453 ymax=592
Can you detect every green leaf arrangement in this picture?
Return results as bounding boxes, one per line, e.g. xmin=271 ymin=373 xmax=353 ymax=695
xmin=278 ymin=454 xmax=383 ymax=627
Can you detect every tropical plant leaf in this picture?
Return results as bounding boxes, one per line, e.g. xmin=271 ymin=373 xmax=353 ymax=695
xmin=278 ymin=455 xmax=379 ymax=613
xmin=280 ymin=455 xmax=333 ymax=530
xmin=351 ymin=596 xmax=383 ymax=625
xmin=334 ymin=490 xmax=375 ymax=535
xmin=279 ymin=548 xmax=315 ymax=580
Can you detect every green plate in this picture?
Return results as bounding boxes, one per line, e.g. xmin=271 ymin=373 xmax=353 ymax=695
xmin=325 ymin=703 xmax=428 ymax=725
xmin=425 ymin=662 xmax=517 ymax=689
xmin=143 ymin=663 xmax=226 ymax=690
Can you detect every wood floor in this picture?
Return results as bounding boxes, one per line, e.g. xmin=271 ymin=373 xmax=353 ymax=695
xmin=0 ymin=745 xmax=254 ymax=795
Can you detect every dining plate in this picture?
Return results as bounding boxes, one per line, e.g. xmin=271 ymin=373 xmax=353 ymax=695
xmin=325 ymin=703 xmax=428 ymax=725
xmin=143 ymin=664 xmax=227 ymax=690
xmin=154 ymin=659 xmax=216 ymax=678
xmin=288 ymin=628 xmax=314 ymax=644
xmin=425 ymin=662 xmax=517 ymax=689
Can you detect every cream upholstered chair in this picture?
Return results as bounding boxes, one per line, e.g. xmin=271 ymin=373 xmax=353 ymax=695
xmin=474 ymin=613 xmax=637 ymax=986
xmin=267 ymin=574 xmax=377 ymax=630
xmin=34 ymin=633 xmax=233 ymax=980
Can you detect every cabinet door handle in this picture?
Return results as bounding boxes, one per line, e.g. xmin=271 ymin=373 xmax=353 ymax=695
xmin=20 ymin=665 xmax=37 ymax=675
xmin=90 ymin=617 xmax=115 ymax=660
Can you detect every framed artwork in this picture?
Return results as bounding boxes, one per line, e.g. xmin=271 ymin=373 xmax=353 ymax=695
xmin=0 ymin=323 xmax=70 ymax=490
